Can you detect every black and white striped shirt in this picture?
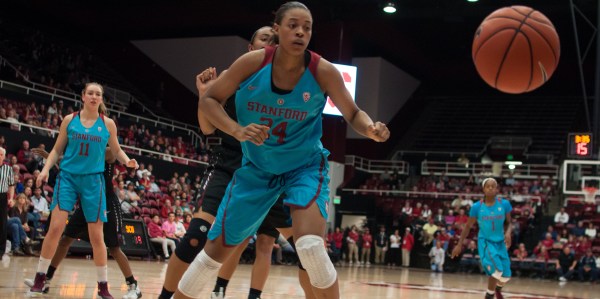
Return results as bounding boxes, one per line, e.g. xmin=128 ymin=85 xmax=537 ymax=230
xmin=0 ymin=164 xmax=15 ymax=193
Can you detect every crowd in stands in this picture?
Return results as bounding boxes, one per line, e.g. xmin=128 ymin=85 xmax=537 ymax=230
xmin=0 ymin=97 xmax=209 ymax=163
xmin=346 ymin=170 xmax=600 ymax=283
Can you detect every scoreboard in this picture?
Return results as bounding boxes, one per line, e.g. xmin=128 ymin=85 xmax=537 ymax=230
xmin=69 ymin=219 xmax=151 ymax=256
xmin=568 ymin=133 xmax=593 ymax=159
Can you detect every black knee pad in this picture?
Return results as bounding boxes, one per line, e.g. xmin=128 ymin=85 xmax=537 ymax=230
xmin=287 ymin=237 xmax=305 ymax=270
xmin=174 ymin=218 xmax=212 ymax=263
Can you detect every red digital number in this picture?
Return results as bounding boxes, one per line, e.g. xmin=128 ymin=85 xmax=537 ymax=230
xmin=135 ymin=236 xmax=142 ymax=245
xmin=577 ymin=142 xmax=588 ymax=156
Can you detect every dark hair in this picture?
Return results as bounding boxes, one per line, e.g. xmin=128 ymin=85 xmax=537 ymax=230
xmin=250 ymin=26 xmax=272 ymax=44
xmin=274 ymin=1 xmax=309 ymax=25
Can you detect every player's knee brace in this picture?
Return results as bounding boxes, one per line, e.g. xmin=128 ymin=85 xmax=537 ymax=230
xmin=295 ymin=234 xmax=337 ymax=289
xmin=177 ymin=250 xmax=222 ymax=299
xmin=286 ymin=236 xmax=305 ymax=270
xmin=175 ymin=218 xmax=211 ymax=263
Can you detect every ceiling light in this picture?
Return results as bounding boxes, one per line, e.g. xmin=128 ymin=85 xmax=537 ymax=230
xmin=383 ymin=2 xmax=396 ymax=13
xmin=467 ymin=0 xmax=479 ymax=2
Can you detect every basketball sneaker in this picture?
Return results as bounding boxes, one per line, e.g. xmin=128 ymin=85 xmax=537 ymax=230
xmin=27 ymin=273 xmax=47 ymax=297
xmin=123 ymin=282 xmax=142 ymax=299
xmin=495 ymin=286 xmax=504 ymax=299
xmin=211 ymin=290 xmax=225 ymax=299
xmin=98 ymin=281 xmax=114 ymax=299
xmin=24 ymin=277 xmax=51 ymax=293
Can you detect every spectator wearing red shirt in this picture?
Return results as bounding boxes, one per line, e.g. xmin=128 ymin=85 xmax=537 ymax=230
xmin=541 ymin=233 xmax=555 ymax=249
xmin=578 ymin=235 xmax=592 ymax=255
xmin=401 ymin=227 xmax=414 ymax=267
xmin=17 ymin=140 xmax=32 ymax=164
xmin=147 ymin=215 xmax=175 ymax=259
xmin=182 ymin=214 xmax=192 ymax=231
xmin=160 ymin=199 xmax=172 ymax=219
xmin=332 ymin=227 xmax=343 ymax=256
xmin=412 ymin=202 xmax=422 ymax=218
xmin=454 ymin=208 xmax=468 ymax=226
xmin=436 ymin=227 xmax=451 ymax=251
xmin=347 ymin=226 xmax=359 ymax=264
xmin=360 ymin=228 xmax=372 ymax=265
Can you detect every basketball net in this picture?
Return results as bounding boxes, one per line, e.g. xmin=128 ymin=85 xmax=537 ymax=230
xmin=583 ymin=187 xmax=598 ymax=204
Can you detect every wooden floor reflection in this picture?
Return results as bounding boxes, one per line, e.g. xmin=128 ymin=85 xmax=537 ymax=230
xmin=1 ymin=256 xmax=598 ymax=298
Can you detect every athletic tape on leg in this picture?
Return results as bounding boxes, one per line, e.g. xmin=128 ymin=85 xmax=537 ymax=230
xmin=177 ymin=250 xmax=222 ymax=298
xmin=295 ymin=235 xmax=337 ymax=289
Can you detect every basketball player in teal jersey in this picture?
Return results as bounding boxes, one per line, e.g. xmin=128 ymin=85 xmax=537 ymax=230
xmin=160 ymin=26 xmax=315 ymax=299
xmin=24 ymin=145 xmax=142 ymax=299
xmin=174 ymin=2 xmax=389 ymax=299
xmin=29 ymin=82 xmax=139 ymax=299
xmin=452 ymin=178 xmax=512 ymax=299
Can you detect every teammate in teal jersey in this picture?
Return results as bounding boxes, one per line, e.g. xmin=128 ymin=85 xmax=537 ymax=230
xmin=174 ymin=2 xmax=389 ymax=299
xmin=452 ymin=178 xmax=513 ymax=299
xmin=29 ymin=82 xmax=138 ymax=299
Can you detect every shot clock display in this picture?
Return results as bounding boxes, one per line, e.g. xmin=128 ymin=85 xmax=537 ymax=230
xmin=120 ymin=219 xmax=151 ymax=256
xmin=568 ymin=133 xmax=593 ymax=159
xmin=68 ymin=219 xmax=151 ymax=256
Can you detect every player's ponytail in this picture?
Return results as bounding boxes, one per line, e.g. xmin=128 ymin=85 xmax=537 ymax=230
xmin=98 ymin=102 xmax=109 ymax=116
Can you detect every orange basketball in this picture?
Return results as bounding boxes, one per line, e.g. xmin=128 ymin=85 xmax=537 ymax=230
xmin=472 ymin=6 xmax=560 ymax=94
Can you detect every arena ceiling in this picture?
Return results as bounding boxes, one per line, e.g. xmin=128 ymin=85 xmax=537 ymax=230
xmin=3 ymin=0 xmax=599 ymax=97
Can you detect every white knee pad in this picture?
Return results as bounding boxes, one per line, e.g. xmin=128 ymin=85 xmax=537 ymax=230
xmin=178 ymin=250 xmax=222 ymax=298
xmin=295 ymin=235 xmax=337 ymax=289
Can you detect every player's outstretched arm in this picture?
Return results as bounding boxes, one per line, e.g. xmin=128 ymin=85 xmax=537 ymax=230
xmin=317 ymin=59 xmax=390 ymax=143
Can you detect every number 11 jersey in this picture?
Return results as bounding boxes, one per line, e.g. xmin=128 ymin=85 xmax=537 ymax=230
xmin=61 ymin=112 xmax=110 ymax=175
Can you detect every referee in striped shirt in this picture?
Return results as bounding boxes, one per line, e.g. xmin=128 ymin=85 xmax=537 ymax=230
xmin=0 ymin=147 xmax=15 ymax=260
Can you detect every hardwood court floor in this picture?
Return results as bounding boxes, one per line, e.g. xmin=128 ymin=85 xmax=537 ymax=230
xmin=1 ymin=256 xmax=598 ymax=298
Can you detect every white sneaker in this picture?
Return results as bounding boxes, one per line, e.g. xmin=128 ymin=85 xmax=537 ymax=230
xmin=558 ymin=276 xmax=567 ymax=282
xmin=210 ymin=291 xmax=225 ymax=299
xmin=24 ymin=278 xmax=51 ymax=294
xmin=123 ymin=282 xmax=142 ymax=299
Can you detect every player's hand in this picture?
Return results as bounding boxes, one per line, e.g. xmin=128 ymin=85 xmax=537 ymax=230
xmin=504 ymin=233 xmax=512 ymax=249
xmin=36 ymin=170 xmax=49 ymax=187
xmin=196 ymin=67 xmax=217 ymax=96
xmin=233 ymin=124 xmax=270 ymax=146
xmin=31 ymin=147 xmax=49 ymax=159
xmin=126 ymin=159 xmax=139 ymax=169
xmin=451 ymin=244 xmax=462 ymax=259
xmin=366 ymin=122 xmax=390 ymax=142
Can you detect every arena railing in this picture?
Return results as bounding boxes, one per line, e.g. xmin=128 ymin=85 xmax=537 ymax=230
xmin=421 ymin=161 xmax=558 ymax=179
xmin=0 ymin=118 xmax=207 ymax=166
xmin=392 ymin=150 xmax=555 ymax=165
xmin=345 ymin=155 xmax=409 ymax=175
xmin=340 ymin=188 xmax=542 ymax=202
xmin=0 ymin=79 xmax=204 ymax=148
xmin=0 ymin=54 xmax=199 ymax=132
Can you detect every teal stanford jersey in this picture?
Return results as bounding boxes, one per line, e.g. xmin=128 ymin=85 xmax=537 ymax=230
xmin=208 ymin=46 xmax=332 ymax=245
xmin=235 ymin=46 xmax=326 ymax=175
xmin=470 ymin=198 xmax=512 ymax=278
xmin=470 ymin=198 xmax=512 ymax=242
xmin=61 ymin=112 xmax=110 ymax=175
